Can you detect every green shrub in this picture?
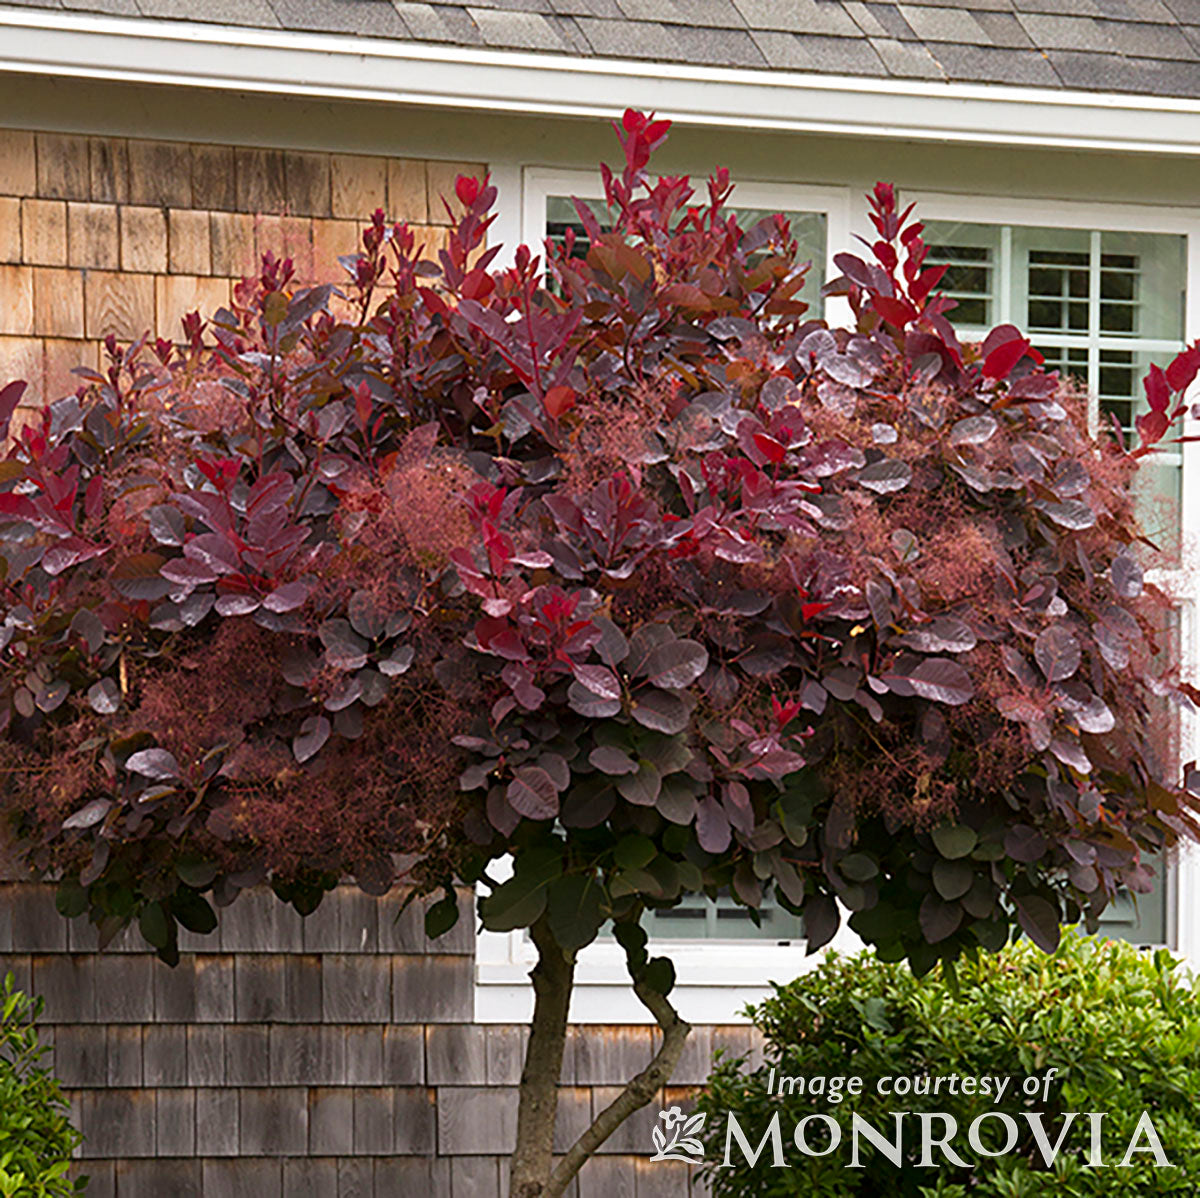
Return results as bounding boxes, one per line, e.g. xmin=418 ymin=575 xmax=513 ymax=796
xmin=698 ymin=936 xmax=1200 ymax=1196
xmin=0 ymin=975 xmax=84 ymax=1197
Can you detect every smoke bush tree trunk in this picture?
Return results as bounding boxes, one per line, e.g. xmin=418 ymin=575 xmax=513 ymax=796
xmin=509 ymin=916 xmax=693 ymax=1198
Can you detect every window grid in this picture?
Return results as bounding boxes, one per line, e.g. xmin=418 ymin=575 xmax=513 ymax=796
xmin=928 ymin=225 xmax=1185 ymax=450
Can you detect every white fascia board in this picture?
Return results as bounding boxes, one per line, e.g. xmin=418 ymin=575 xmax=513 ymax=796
xmin=6 ymin=9 xmax=1200 ymax=157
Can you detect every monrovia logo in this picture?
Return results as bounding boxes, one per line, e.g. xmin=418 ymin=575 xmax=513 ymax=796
xmin=650 ymin=1106 xmax=707 ymax=1164
xmin=650 ymin=1106 xmax=1174 ymax=1170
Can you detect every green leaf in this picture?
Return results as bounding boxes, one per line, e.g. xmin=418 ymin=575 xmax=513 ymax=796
xmin=932 ymin=859 xmax=974 ymax=901
xmin=840 ymin=853 xmax=878 ymax=882
xmin=931 ymin=824 xmax=977 ymax=860
xmin=263 ymin=290 xmax=289 ymax=326
xmin=547 ymin=874 xmax=604 ymax=952
xmin=55 ymin=880 xmax=87 ymax=919
xmin=614 ymin=834 xmax=657 ymax=870
xmin=171 ymin=888 xmax=217 ymax=935
xmin=138 ymin=901 xmax=172 ymax=950
xmin=778 ymin=775 xmax=822 ymax=846
xmin=176 ymin=855 xmax=218 ymax=889
xmin=425 ymin=893 xmax=460 ymax=940
xmin=479 ymin=844 xmax=563 ymax=933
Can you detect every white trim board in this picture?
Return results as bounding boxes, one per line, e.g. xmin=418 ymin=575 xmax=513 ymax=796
xmin=9 ymin=9 xmax=1200 ymax=157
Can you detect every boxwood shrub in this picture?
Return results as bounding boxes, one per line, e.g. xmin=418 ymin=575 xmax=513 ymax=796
xmin=0 ymin=975 xmax=83 ymax=1197
xmin=698 ymin=936 xmax=1200 ymax=1196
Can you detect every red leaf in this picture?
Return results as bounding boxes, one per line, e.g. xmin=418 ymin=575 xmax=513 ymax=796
xmin=1143 ymin=363 xmax=1170 ymax=413
xmin=1165 ymin=343 xmax=1200 ymax=392
xmin=871 ymin=295 xmax=917 ymax=329
xmin=909 ymin=263 xmax=947 ymax=305
xmin=800 ymin=601 xmax=832 ymax=622
xmin=454 ymin=174 xmax=480 ymax=207
xmin=622 ymin=108 xmax=646 ymax=133
xmin=1135 ymin=409 xmax=1170 ymax=446
xmin=0 ymin=379 xmax=26 ymax=442
xmin=542 ymin=385 xmax=576 ymax=420
xmin=982 ymin=335 xmax=1031 ymax=381
xmin=752 ymin=433 xmax=786 ymax=464
xmin=460 ymin=269 xmax=494 ymax=301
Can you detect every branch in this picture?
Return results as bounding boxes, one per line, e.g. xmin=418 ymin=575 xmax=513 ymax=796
xmin=542 ymin=943 xmax=692 ymax=1197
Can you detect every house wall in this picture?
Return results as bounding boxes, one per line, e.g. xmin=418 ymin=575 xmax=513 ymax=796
xmin=1 ymin=73 xmax=1199 ymax=1195
xmin=0 ymin=123 xmax=479 ymax=421
xmin=0 ymin=876 xmax=746 ymax=1196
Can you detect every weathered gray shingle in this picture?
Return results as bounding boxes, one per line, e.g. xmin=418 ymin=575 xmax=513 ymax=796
xmin=929 ymin=41 xmax=1063 ymax=85
xmin=5 ymin=0 xmax=1199 ymax=96
xmin=751 ymin=29 xmax=888 ymax=72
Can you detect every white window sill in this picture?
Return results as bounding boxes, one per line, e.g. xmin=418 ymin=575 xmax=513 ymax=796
xmin=474 ymin=922 xmax=866 ymax=1024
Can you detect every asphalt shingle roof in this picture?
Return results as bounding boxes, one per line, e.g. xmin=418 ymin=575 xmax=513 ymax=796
xmin=8 ymin=0 xmax=1200 ymax=98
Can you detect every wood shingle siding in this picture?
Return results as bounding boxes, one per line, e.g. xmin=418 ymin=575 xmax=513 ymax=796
xmin=0 ymin=876 xmax=741 ymax=1194
xmin=0 ymin=127 xmax=480 ymax=422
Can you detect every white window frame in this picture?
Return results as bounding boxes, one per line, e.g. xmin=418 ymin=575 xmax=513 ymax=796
xmin=473 ymin=179 xmax=1200 ymax=1024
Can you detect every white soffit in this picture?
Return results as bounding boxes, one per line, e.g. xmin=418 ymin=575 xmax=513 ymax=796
xmin=3 ymin=8 xmax=1200 ymax=156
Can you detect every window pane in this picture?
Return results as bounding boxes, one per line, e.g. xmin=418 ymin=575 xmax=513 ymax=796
xmin=640 ymin=892 xmax=805 ymax=941
xmin=923 ymin=220 xmax=1000 ymax=329
xmin=1101 ymin=231 xmax=1186 ymax=341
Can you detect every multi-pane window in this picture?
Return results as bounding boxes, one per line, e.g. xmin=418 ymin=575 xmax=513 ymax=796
xmin=926 ymin=220 xmax=1187 ymax=556
xmin=545 ymin=195 xmax=828 ymax=317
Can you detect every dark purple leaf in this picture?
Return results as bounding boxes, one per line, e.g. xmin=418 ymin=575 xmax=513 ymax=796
xmin=1037 ymin=499 xmax=1095 ymax=530
xmin=722 ymin=781 xmax=754 ymax=834
xmin=641 ymin=640 xmax=708 ymax=689
xmin=617 ymin=762 xmax=661 ymax=807
xmin=630 ymin=689 xmax=690 ymax=734
xmin=293 ymin=715 xmax=331 ymax=764
xmin=88 ymin=678 xmax=121 ymax=714
xmin=919 ymin=893 xmax=963 ymax=943
xmin=62 ymin=798 xmax=112 ymax=831
xmin=1005 ymin=824 xmax=1048 ymax=863
xmin=856 ymin=458 xmax=912 ymax=494
xmin=567 ymin=680 xmax=622 ymax=718
xmin=695 ymin=796 xmax=731 ymax=853
xmin=320 ymin=619 xmax=369 ymax=670
xmin=487 ymin=786 xmax=522 ymax=836
xmin=378 ymin=645 xmax=415 ymax=677
xmin=1015 ymin=894 xmax=1061 ymax=952
xmin=948 ymin=414 xmax=997 ymax=446
xmin=589 ymin=746 xmax=638 ymax=776
xmin=1111 ymin=553 xmax=1143 ymax=599
xmin=507 ymin=767 xmax=560 ymax=820
xmin=803 ymin=894 xmax=839 ymax=952
xmin=904 ymin=658 xmax=974 ymax=706
xmin=1035 ymin=625 xmax=1080 ymax=682
xmin=126 ymin=748 xmax=181 ymax=780
xmin=574 ymin=664 xmax=622 ymax=701
xmin=215 ymin=593 xmax=260 ymax=617
xmin=263 ymin=581 xmax=309 ymax=613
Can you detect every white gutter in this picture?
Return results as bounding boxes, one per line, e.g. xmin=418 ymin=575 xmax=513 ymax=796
xmin=3 ymin=7 xmax=1200 ymax=156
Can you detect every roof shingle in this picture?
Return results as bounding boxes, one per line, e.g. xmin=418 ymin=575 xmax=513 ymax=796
xmin=3 ymin=0 xmax=1200 ymax=99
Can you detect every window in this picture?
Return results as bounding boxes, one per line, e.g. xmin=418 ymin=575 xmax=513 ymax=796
xmin=924 ymin=219 xmax=1187 ymax=556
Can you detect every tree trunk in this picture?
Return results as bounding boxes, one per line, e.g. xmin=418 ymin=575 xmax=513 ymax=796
xmin=508 ymin=914 xmax=693 ymax=1198
xmin=510 ymin=914 xmax=576 ymax=1198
